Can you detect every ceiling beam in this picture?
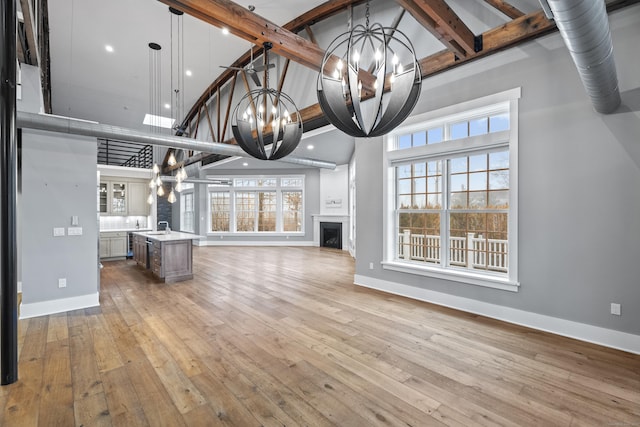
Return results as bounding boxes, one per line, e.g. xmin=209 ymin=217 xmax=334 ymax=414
xmin=483 ymin=0 xmax=524 ymax=19
xmin=393 ymin=0 xmax=476 ymax=57
xmin=184 ymin=0 xmax=640 ymax=168
xmin=171 ymin=0 xmax=367 ymax=128
xmin=158 ymin=0 xmax=327 ymax=71
xmin=18 ymin=0 xmax=39 ymax=65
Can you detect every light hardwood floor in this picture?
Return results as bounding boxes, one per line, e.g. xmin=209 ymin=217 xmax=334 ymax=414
xmin=1 ymin=246 xmax=639 ymax=426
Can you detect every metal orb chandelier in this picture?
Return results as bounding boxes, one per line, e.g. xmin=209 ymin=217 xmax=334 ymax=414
xmin=232 ymin=42 xmax=303 ymax=160
xmin=317 ymin=1 xmax=422 ymax=138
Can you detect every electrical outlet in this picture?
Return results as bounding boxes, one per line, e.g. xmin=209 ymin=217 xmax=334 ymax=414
xmin=53 ymin=227 xmax=65 ymax=237
xmin=610 ymin=303 xmax=621 ymax=316
xmin=58 ymin=278 xmax=67 ymax=288
xmin=369 ymin=262 xmax=374 ymax=270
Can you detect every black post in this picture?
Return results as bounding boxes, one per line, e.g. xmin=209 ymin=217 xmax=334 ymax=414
xmin=0 ymin=0 xmax=19 ymax=385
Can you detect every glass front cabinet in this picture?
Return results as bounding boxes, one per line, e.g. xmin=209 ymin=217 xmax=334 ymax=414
xmin=98 ymin=182 xmax=108 ymax=214
xmin=99 ymin=180 xmax=128 ymax=216
xmin=98 ymin=178 xmax=149 ymax=216
xmin=111 ymin=182 xmax=127 ymax=214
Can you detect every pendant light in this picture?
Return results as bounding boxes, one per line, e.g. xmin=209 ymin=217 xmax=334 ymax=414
xmin=317 ymin=0 xmax=421 ymax=137
xmin=231 ymin=42 xmax=302 ymax=160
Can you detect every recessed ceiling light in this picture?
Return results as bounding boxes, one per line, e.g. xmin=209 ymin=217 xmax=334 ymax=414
xmin=242 ymin=162 xmax=248 ymax=167
xmin=105 ymin=45 xmax=114 ymax=53
xmin=164 ymin=103 xmax=171 ymax=109
xmin=222 ymin=28 xmax=229 ymax=36
xmin=185 ymin=70 xmax=193 ymax=77
xmin=307 ymin=144 xmax=314 ymax=150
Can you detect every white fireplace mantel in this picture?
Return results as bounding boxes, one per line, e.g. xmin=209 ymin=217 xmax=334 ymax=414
xmin=312 ymin=214 xmax=350 ymax=251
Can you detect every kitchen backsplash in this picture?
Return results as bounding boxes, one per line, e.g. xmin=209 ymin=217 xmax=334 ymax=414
xmin=100 ymin=216 xmax=150 ymax=231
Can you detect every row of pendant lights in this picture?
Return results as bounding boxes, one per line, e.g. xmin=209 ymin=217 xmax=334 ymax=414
xmin=147 ymin=153 xmax=187 ymax=205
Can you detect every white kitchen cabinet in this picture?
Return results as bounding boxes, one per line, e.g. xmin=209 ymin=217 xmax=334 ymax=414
xmin=128 ymin=181 xmax=149 ymax=216
xmin=100 ymin=231 xmax=128 ymax=258
xmin=98 ymin=179 xmax=149 ymax=216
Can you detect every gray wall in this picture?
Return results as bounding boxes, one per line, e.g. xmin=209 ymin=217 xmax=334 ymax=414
xmin=355 ymin=7 xmax=640 ymax=335
xmin=22 ymin=129 xmax=99 ymax=305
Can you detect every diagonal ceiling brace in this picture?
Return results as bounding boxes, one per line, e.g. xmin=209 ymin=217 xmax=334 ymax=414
xmin=393 ymin=0 xmax=477 ymax=57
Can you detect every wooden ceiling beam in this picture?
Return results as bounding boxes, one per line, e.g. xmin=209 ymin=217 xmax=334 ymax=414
xmin=19 ymin=0 xmax=39 ymax=65
xmin=172 ymin=0 xmax=367 ymax=128
xmin=158 ymin=0 xmax=327 ymax=71
xmin=182 ymin=0 xmax=640 ymax=168
xmin=394 ymin=0 xmax=476 ymax=57
xmin=483 ymin=0 xmax=524 ymax=19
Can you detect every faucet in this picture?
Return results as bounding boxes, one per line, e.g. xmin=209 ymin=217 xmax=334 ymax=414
xmin=158 ymin=221 xmax=171 ymax=234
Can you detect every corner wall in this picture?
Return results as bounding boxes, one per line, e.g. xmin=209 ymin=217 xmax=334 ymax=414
xmin=354 ymin=7 xmax=640 ymax=352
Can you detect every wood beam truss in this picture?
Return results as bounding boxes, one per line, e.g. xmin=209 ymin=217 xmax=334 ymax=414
xmin=483 ymin=0 xmax=524 ymax=19
xmin=393 ymin=0 xmax=477 ymax=57
xmin=164 ymin=0 xmax=639 ymax=169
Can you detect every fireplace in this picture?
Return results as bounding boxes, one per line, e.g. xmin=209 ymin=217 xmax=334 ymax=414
xmin=320 ymin=222 xmax=342 ymax=249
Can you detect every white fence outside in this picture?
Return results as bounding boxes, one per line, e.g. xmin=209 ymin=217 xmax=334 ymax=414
xmin=398 ymin=230 xmax=508 ymax=272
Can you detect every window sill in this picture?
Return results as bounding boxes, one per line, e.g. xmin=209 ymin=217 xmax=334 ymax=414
xmin=381 ymin=261 xmax=519 ymax=292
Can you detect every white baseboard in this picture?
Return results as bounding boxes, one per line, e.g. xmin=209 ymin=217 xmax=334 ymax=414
xmin=196 ymin=240 xmax=315 ymax=247
xmin=354 ymin=275 xmax=640 ymax=355
xmin=20 ymin=293 xmax=100 ymax=319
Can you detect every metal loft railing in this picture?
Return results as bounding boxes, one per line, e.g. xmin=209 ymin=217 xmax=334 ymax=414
xmin=97 ymin=138 xmax=153 ymax=168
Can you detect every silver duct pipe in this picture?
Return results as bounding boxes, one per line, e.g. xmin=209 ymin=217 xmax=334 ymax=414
xmin=17 ymin=111 xmax=337 ymax=169
xmin=542 ymin=0 xmax=621 ymax=114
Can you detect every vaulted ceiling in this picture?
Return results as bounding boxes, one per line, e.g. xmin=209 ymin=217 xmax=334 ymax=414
xmin=43 ymin=0 xmax=637 ymax=168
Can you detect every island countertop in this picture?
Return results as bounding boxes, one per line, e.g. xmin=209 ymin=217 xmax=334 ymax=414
xmin=132 ymin=231 xmax=202 ymax=242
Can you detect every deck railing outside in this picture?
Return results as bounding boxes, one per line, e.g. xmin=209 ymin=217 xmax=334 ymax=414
xmin=398 ymin=230 xmax=508 ymax=272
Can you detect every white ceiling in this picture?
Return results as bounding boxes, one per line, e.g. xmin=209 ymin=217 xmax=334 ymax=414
xmin=46 ymin=0 xmax=544 ymax=167
xmin=47 ymin=0 xmax=327 ymax=131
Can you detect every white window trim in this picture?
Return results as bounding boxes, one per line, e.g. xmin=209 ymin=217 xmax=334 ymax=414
xmin=382 ymin=88 xmax=520 ymax=292
xmin=206 ymin=175 xmax=305 ymax=235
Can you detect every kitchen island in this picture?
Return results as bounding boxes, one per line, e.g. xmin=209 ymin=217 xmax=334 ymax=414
xmin=132 ymin=231 xmax=200 ymax=283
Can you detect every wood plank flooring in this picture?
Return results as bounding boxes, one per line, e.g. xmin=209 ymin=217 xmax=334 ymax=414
xmin=2 ymin=246 xmax=639 ymax=426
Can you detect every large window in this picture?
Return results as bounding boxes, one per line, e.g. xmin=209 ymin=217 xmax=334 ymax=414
xmin=208 ymin=175 xmax=304 ymax=234
xmin=384 ymin=89 xmax=519 ymax=291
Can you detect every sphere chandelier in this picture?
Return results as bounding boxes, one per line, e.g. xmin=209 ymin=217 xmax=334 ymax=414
xmin=232 ymin=42 xmax=303 ymax=160
xmin=317 ymin=1 xmax=422 ymax=137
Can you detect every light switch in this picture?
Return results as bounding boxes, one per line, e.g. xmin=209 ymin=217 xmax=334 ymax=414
xmin=68 ymin=227 xmax=83 ymax=236
xmin=71 ymin=215 xmax=79 ymax=226
xmin=53 ymin=227 xmax=65 ymax=237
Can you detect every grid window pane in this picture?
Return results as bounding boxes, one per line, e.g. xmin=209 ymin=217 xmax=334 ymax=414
xmin=398 ymin=213 xmax=441 ymax=265
xmin=469 ymin=117 xmax=488 ymax=136
xmin=281 ymin=178 xmax=303 ymax=187
xmin=283 ymin=191 xmax=302 ymax=232
xmin=449 ymin=152 xmax=509 ymax=211
xmin=448 ymin=212 xmax=508 ymax=272
xmin=413 ymin=131 xmax=426 ymax=147
xmin=257 ymin=192 xmax=276 ymax=231
xmin=489 ymin=114 xmax=510 ymax=132
xmin=427 ymin=127 xmax=443 ymax=144
xmin=398 ymin=134 xmax=412 ymax=149
xmin=210 ymin=192 xmax=230 ymax=232
xmin=397 ymin=164 xmax=412 ymax=179
xmin=235 ymin=192 xmax=256 ymax=231
xmin=450 ymin=122 xmax=468 ymax=140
